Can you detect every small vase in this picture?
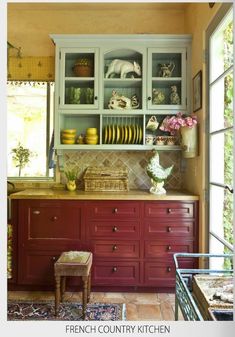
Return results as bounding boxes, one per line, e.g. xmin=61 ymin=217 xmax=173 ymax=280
xmin=149 ymin=179 xmax=166 ymax=195
xmin=66 ymin=180 xmax=76 ymax=191
xmin=180 ymin=125 xmax=198 ymax=158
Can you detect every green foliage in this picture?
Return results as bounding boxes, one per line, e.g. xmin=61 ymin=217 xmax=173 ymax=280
xmin=223 ymin=20 xmax=233 ymax=269
xmin=11 ymin=143 xmax=33 ymax=177
xmin=64 ymin=168 xmax=78 ymax=181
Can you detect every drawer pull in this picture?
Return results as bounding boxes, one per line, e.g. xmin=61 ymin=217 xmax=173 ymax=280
xmin=167 ymin=208 xmax=172 ymax=214
xmin=112 ymin=245 xmax=117 ymax=251
xmin=167 ymin=226 xmax=172 ymax=232
xmin=112 ymin=226 xmax=118 ymax=232
xmin=32 ymin=210 xmax=40 ymax=215
xmin=112 ymin=267 xmax=117 ymax=272
xmin=167 ymin=267 xmax=171 ymax=272
xmin=52 ymin=256 xmax=56 ymax=261
xmin=51 ymin=216 xmax=58 ymax=221
xmin=113 ymin=208 xmax=118 ymax=214
xmin=167 ymin=245 xmax=172 ymax=251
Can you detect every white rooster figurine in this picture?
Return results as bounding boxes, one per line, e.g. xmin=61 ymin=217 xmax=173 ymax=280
xmin=146 ymin=150 xmax=174 ymax=195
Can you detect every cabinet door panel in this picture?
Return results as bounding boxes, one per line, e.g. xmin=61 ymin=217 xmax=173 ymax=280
xmin=144 ymin=221 xmax=194 ymax=237
xmin=87 ymin=220 xmax=140 ymax=238
xmin=86 ymin=201 xmax=140 ymax=219
xmin=144 ymin=240 xmax=194 ymax=258
xmin=144 ymin=202 xmax=194 ymax=219
xmin=92 ymin=261 xmax=139 ymax=285
xmin=91 ymin=240 xmax=139 ymax=258
xmin=19 ymin=200 xmax=82 ymax=244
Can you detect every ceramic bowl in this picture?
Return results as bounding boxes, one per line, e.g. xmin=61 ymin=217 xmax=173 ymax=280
xmin=86 ymin=128 xmax=98 ymax=136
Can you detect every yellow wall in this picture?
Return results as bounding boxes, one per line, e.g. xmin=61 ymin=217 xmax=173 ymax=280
xmin=8 ymin=3 xmax=186 ymax=57
xmin=184 ymin=3 xmax=222 ymax=253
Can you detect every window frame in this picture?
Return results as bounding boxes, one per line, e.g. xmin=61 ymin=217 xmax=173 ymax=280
xmin=205 ymin=3 xmax=234 ymax=254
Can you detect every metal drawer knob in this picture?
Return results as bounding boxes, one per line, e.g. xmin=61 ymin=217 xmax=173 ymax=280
xmin=112 ymin=267 xmax=117 ymax=272
xmin=112 ymin=226 xmax=118 ymax=232
xmin=167 ymin=226 xmax=172 ymax=232
xmin=51 ymin=216 xmax=58 ymax=221
xmin=112 ymin=245 xmax=117 ymax=251
xmin=167 ymin=208 xmax=172 ymax=213
xmin=32 ymin=210 xmax=40 ymax=215
xmin=113 ymin=208 xmax=118 ymax=214
xmin=52 ymin=256 xmax=56 ymax=261
xmin=167 ymin=245 xmax=172 ymax=251
xmin=167 ymin=267 xmax=171 ymax=272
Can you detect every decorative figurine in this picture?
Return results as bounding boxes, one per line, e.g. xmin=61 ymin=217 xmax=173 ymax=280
xmin=108 ymin=90 xmax=139 ymax=110
xmin=152 ymin=89 xmax=165 ymax=105
xmin=105 ymin=59 xmax=141 ymax=79
xmin=170 ymin=85 xmax=180 ymax=105
xmin=158 ymin=62 xmax=175 ymax=77
xmin=146 ymin=150 xmax=173 ymax=195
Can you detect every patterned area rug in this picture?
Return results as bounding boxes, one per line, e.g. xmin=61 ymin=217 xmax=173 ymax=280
xmin=8 ymin=301 xmax=126 ymax=321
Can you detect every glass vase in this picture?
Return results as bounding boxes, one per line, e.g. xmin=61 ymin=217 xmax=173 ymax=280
xmin=180 ymin=125 xmax=198 ymax=158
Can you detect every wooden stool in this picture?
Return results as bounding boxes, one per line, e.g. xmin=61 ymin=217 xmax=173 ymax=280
xmin=54 ymin=251 xmax=92 ymax=319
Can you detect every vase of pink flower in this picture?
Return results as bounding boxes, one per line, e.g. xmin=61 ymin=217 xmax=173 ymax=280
xmin=160 ymin=112 xmax=198 ymax=158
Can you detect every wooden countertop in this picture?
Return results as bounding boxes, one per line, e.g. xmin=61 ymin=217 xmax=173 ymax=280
xmin=10 ymin=188 xmax=199 ymax=201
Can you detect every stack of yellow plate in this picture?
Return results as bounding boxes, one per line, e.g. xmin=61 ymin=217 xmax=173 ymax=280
xmin=61 ymin=129 xmax=77 ymax=144
xmin=85 ymin=127 xmax=98 ymax=145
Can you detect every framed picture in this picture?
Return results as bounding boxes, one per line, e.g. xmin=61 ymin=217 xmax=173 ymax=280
xmin=193 ymin=70 xmax=202 ymax=112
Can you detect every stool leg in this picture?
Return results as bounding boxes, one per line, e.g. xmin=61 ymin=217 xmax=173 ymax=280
xmin=87 ymin=272 xmax=91 ymax=303
xmin=61 ymin=276 xmax=66 ymax=302
xmin=55 ymin=274 xmax=61 ymax=316
xmin=82 ymin=276 xmax=88 ymax=319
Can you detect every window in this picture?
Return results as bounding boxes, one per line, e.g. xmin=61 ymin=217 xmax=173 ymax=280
xmin=7 ymin=81 xmax=54 ymax=179
xmin=207 ymin=6 xmax=233 ymax=268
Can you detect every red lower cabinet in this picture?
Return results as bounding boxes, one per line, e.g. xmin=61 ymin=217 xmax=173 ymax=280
xmin=92 ymin=261 xmax=139 ymax=285
xmin=12 ymin=198 xmax=198 ymax=289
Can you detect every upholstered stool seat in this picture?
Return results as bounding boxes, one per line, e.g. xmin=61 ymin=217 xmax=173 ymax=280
xmin=54 ymin=251 xmax=92 ymax=319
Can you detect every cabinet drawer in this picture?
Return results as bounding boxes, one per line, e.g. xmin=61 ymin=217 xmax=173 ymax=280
xmin=144 ymin=240 xmax=194 ymax=258
xmin=144 ymin=259 xmax=194 ymax=286
xmin=92 ymin=261 xmax=139 ymax=285
xmin=91 ymin=240 xmax=139 ymax=258
xmin=144 ymin=202 xmax=195 ymax=219
xmin=87 ymin=221 xmax=140 ymax=239
xmin=86 ymin=201 xmax=140 ymax=219
xmin=144 ymin=221 xmax=194 ymax=238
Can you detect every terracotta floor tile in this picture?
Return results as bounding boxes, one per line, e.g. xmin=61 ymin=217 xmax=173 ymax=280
xmin=123 ymin=292 xmax=159 ymax=304
xmin=126 ymin=303 xmax=139 ymax=321
xmin=160 ymin=301 xmax=175 ymax=320
xmin=136 ymin=304 xmax=162 ymax=321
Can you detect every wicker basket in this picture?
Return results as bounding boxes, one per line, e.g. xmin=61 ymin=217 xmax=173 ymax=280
xmin=84 ymin=166 xmax=129 ymax=192
xmin=73 ymin=58 xmax=93 ymax=77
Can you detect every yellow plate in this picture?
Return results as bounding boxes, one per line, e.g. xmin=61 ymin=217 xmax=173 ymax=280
xmin=116 ymin=125 xmax=120 ymax=144
xmin=104 ymin=126 xmax=108 ymax=144
xmin=138 ymin=126 xmax=143 ymax=144
xmin=135 ymin=125 xmax=139 ymax=144
xmin=124 ymin=125 xmax=128 ymax=144
xmin=108 ymin=125 xmax=112 ymax=144
xmin=112 ymin=124 xmax=115 ymax=144
xmin=128 ymin=125 xmax=132 ymax=144
xmin=132 ymin=125 xmax=136 ymax=144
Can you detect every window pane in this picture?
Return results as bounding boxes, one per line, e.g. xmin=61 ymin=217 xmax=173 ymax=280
xmin=209 ymin=184 xmax=233 ymax=245
xmin=209 ymin=236 xmax=233 ymax=270
xmin=210 ymin=72 xmax=233 ymax=132
xmin=7 ymin=82 xmax=53 ymax=178
xmin=210 ymin=12 xmax=233 ymax=83
xmin=210 ymin=129 xmax=233 ymax=184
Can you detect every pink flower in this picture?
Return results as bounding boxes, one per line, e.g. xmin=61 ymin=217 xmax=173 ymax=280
xmin=160 ymin=113 xmax=197 ymax=135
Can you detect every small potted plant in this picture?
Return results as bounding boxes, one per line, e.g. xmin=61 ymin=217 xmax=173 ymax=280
xmin=64 ymin=168 xmax=78 ymax=191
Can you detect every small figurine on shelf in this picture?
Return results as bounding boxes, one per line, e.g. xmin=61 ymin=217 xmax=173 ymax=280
xmin=108 ymin=90 xmax=139 ymax=110
xmin=158 ymin=62 xmax=175 ymax=77
xmin=169 ymin=85 xmax=180 ymax=105
xmin=105 ymin=59 xmax=141 ymax=79
xmin=152 ymin=89 xmax=165 ymax=105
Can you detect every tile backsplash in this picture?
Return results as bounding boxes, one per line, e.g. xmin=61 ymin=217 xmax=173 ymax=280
xmin=61 ymin=150 xmax=182 ymax=190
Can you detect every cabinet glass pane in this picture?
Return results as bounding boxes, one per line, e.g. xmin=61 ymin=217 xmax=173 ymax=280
xmin=65 ymin=53 xmax=94 ymax=78
xmin=65 ymin=81 xmax=94 ymax=105
xmin=152 ymin=80 xmax=181 ymax=105
xmin=152 ymin=53 xmax=182 ymax=78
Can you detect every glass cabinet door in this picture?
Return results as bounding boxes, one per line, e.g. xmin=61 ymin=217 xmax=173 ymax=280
xmin=59 ymin=48 xmax=99 ymax=109
xmin=147 ymin=48 xmax=187 ymax=111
